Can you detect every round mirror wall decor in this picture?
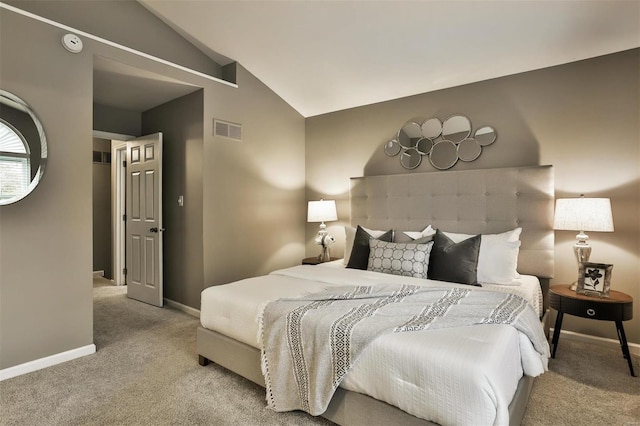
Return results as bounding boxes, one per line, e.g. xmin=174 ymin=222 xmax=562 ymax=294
xmin=397 ymin=122 xmax=422 ymax=149
xmin=384 ymin=114 xmax=498 ymax=170
xmin=0 ymin=90 xmax=48 ymax=205
xmin=384 ymin=139 xmax=401 ymax=156
xmin=429 ymin=140 xmax=458 ymax=170
xmin=421 ymin=118 xmax=442 ymax=140
xmin=400 ymin=148 xmax=422 ymax=169
xmin=416 ymin=137 xmax=434 ymax=155
xmin=442 ymin=115 xmax=471 ymax=144
xmin=457 ymin=138 xmax=482 ymax=162
xmin=475 ymin=126 xmax=497 ymax=146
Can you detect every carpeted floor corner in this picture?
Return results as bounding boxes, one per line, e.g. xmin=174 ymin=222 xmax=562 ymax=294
xmin=523 ymin=338 xmax=640 ymax=426
xmin=0 ymin=279 xmax=638 ymax=425
xmin=0 ymin=280 xmax=331 ymax=426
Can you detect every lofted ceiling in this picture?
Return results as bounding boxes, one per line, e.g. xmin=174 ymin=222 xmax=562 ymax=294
xmin=134 ymin=0 xmax=639 ymax=118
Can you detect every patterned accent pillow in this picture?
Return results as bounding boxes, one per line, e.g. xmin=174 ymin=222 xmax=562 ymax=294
xmin=367 ymin=239 xmax=434 ymax=279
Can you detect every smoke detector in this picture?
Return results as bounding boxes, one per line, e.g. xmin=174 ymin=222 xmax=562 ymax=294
xmin=61 ymin=33 xmax=83 ymax=54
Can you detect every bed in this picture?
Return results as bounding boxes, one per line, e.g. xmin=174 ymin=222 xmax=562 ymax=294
xmin=197 ymin=165 xmax=555 ymax=426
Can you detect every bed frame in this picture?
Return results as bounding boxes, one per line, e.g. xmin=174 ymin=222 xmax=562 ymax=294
xmin=198 ymin=165 xmax=555 ymax=425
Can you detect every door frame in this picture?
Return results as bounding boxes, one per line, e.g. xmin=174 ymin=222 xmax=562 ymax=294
xmin=94 ymin=130 xmax=134 ymax=286
xmin=111 ymin=140 xmax=128 ymax=286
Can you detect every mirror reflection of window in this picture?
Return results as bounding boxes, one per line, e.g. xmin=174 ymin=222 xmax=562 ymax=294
xmin=0 ymin=119 xmax=31 ymax=200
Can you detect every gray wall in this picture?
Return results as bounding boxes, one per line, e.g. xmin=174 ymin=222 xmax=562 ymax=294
xmin=0 ymin=9 xmax=94 ymax=369
xmin=142 ymin=91 xmax=205 ymax=309
xmin=202 ymin=64 xmax=307 ymax=288
xmin=142 ymin=67 xmax=308 ymax=309
xmin=305 ymin=49 xmax=640 ymax=345
xmin=0 ymin=4 xmax=305 ymax=369
xmin=93 ymin=103 xmax=141 ymax=136
xmin=7 ymin=0 xmax=224 ymax=80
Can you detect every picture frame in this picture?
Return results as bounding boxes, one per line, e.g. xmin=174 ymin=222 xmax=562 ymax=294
xmin=577 ymin=262 xmax=613 ymax=298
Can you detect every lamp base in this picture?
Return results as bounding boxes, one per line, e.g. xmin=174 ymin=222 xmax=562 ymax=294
xmin=318 ymin=245 xmax=331 ymax=263
xmin=571 ymin=240 xmax=591 ymax=292
xmin=573 ymin=242 xmax=591 ymax=264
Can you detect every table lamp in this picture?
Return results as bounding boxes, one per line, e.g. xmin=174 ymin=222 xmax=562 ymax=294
xmin=553 ymin=195 xmax=614 ymax=289
xmin=307 ymin=199 xmax=337 ymax=262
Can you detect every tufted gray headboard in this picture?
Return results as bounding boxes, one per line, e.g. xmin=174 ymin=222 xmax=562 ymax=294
xmin=350 ymin=165 xmax=554 ymax=279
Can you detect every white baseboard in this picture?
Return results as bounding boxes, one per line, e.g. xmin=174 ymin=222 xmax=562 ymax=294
xmin=92 ymin=270 xmax=105 ymax=277
xmin=0 ymin=344 xmax=96 ymax=381
xmin=164 ymin=298 xmax=200 ymax=319
xmin=552 ymin=328 xmax=640 ymax=357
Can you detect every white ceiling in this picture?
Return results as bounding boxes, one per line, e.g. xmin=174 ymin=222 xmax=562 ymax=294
xmin=136 ymin=0 xmax=639 ymax=118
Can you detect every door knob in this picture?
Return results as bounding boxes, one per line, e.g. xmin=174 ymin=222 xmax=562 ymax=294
xmin=150 ymin=227 xmax=165 ymax=233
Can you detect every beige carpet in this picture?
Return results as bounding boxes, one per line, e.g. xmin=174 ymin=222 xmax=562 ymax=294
xmin=0 ymin=278 xmax=638 ymax=425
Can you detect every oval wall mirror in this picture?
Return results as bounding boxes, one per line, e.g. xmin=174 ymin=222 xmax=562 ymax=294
xmin=0 ymin=90 xmax=48 ymax=205
xmin=457 ymin=138 xmax=482 ymax=162
xmin=429 ymin=140 xmax=458 ymax=170
xmin=397 ymin=121 xmax=422 ymax=149
xmin=384 ymin=139 xmax=401 ymax=156
xmin=421 ymin=118 xmax=442 ymax=140
xmin=475 ymin=126 xmax=497 ymax=146
xmin=442 ymin=115 xmax=471 ymax=144
xmin=400 ymin=148 xmax=421 ymax=169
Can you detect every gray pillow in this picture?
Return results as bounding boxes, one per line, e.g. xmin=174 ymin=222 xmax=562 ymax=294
xmin=367 ymin=239 xmax=434 ymax=278
xmin=346 ymin=225 xmax=393 ymax=270
xmin=427 ymin=229 xmax=481 ymax=285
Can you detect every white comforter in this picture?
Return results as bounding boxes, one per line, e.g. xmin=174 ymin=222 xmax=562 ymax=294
xmin=200 ymin=264 xmax=549 ymax=426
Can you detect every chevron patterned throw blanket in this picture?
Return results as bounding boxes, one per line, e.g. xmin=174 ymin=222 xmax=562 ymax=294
xmin=260 ymin=284 xmax=549 ymax=416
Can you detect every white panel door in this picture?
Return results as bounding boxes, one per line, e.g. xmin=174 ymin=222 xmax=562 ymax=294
xmin=126 ymin=133 xmax=163 ymax=306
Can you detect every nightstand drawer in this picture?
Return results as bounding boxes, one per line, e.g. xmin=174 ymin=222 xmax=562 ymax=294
xmin=560 ymin=297 xmax=625 ymax=320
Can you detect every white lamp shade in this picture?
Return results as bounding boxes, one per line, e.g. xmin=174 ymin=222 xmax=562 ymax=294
xmin=307 ymin=199 xmax=337 ymax=223
xmin=553 ymin=197 xmax=614 ymax=232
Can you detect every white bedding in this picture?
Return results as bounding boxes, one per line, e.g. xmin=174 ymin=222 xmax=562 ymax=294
xmin=200 ymin=264 xmax=548 ymax=426
xmin=319 ymin=260 xmax=544 ymax=317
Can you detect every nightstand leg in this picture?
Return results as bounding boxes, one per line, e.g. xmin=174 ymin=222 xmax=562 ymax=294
xmin=551 ymin=311 xmax=564 ymax=358
xmin=615 ymin=321 xmax=636 ymax=377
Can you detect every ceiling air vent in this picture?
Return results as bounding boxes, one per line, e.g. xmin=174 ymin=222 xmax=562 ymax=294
xmin=214 ymin=119 xmax=242 ymax=141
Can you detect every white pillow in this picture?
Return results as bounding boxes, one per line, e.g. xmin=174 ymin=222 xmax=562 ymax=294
xmin=343 ymin=226 xmax=390 ymax=265
xmin=442 ymin=228 xmax=522 ymax=285
xmin=403 ymin=225 xmax=436 ymax=240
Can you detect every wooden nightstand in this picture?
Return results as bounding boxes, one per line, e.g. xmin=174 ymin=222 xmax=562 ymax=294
xmin=302 ymin=257 xmax=339 ymax=265
xmin=549 ymin=284 xmax=635 ymax=376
